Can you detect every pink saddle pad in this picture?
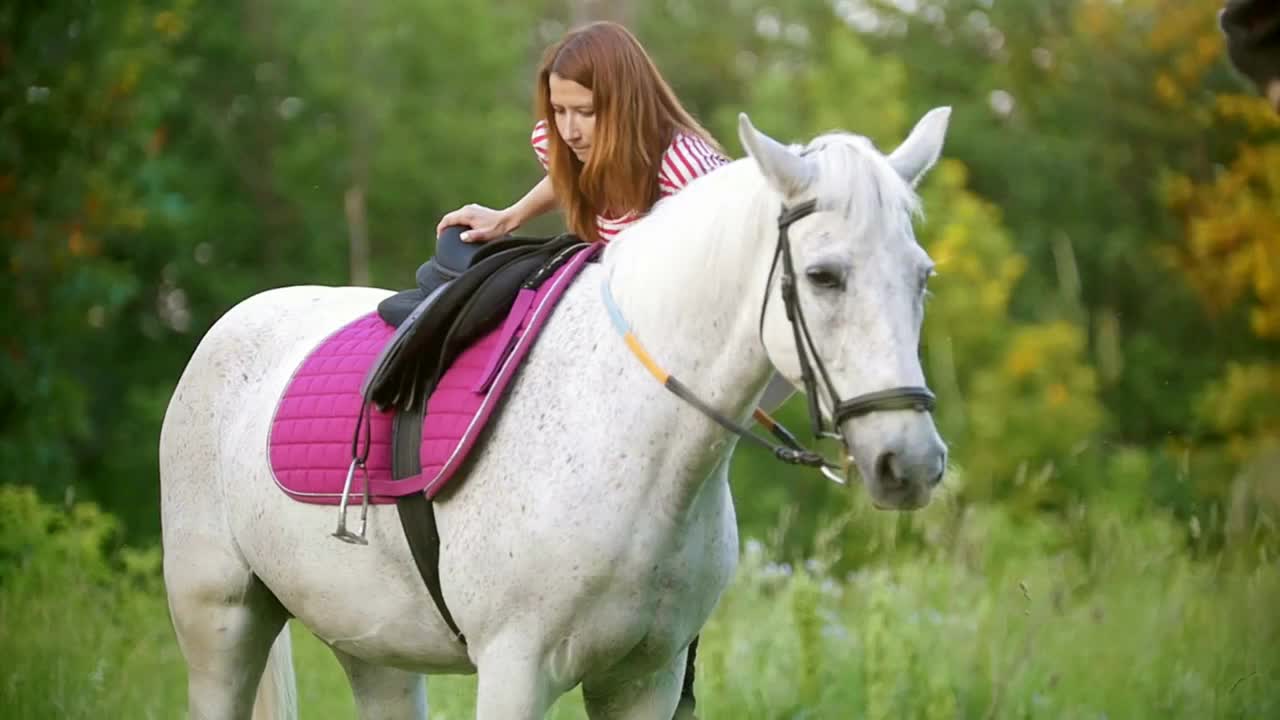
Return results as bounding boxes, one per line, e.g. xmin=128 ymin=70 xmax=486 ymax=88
xmin=268 ymin=244 xmax=599 ymax=504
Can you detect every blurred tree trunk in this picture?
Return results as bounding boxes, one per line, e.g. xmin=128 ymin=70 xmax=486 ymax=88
xmin=345 ymin=0 xmax=372 ymax=286
xmin=243 ymin=0 xmax=293 ymax=271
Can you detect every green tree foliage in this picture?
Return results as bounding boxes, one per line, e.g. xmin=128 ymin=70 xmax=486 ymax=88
xmin=860 ymin=0 xmax=1241 ymax=445
xmin=3 ymin=1 xmax=193 ymax=530
xmin=851 ymin=0 xmax=1279 ymax=540
xmin=6 ymin=2 xmax=1280 ymax=712
xmin=2 ymin=0 xmax=546 ymax=538
xmin=918 ymin=161 xmax=1103 ymax=508
xmin=3 ymin=0 xmax=1276 ymax=559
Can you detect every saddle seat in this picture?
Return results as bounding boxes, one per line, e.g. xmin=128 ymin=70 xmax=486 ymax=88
xmin=368 ymin=233 xmax=587 ymax=414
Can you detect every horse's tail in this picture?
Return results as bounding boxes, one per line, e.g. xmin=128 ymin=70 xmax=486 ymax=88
xmin=252 ymin=627 xmax=298 ymax=720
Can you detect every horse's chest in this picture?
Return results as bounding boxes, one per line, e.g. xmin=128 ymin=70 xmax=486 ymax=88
xmin=619 ymin=559 xmax=715 ymax=652
xmin=574 ymin=486 xmax=739 ymax=676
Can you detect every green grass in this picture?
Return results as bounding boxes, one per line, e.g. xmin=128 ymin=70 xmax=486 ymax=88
xmin=1 ymin=486 xmax=1276 ymax=718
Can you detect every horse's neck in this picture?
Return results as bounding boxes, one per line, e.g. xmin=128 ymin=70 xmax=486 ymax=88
xmin=601 ymin=165 xmax=778 ymax=504
xmin=608 ymin=163 xmax=774 ymax=386
xmin=610 ymin=162 xmax=768 ymax=332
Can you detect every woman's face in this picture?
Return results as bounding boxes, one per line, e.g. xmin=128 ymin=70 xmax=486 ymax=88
xmin=549 ymin=73 xmax=596 ymax=162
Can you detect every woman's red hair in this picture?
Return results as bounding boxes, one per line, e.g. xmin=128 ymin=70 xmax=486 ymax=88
xmin=535 ymin=22 xmax=723 ymax=243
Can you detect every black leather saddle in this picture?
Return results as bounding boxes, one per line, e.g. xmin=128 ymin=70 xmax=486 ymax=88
xmin=363 ymin=229 xmax=587 ymax=414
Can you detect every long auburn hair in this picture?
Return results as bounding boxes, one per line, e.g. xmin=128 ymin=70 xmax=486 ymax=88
xmin=535 ymin=22 xmax=724 ymax=243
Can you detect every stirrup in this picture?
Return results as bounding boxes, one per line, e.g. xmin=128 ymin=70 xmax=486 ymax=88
xmin=332 ymin=458 xmax=371 ymax=545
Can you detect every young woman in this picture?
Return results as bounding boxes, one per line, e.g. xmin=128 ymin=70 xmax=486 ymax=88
xmin=427 ymin=22 xmax=741 ymax=718
xmin=424 ymin=18 xmax=792 ymax=498
xmin=435 ymin=20 xmax=730 ymax=246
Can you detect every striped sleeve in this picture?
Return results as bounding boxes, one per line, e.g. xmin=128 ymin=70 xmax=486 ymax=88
xmin=658 ymin=132 xmax=730 ymax=197
xmin=531 ymin=119 xmax=550 ymax=171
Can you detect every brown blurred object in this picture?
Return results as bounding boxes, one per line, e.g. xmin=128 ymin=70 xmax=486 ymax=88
xmin=1221 ymin=0 xmax=1280 ymax=111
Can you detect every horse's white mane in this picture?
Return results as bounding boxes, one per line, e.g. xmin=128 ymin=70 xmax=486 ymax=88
xmin=799 ymin=132 xmax=922 ymax=239
xmin=603 ymin=129 xmax=921 ymax=328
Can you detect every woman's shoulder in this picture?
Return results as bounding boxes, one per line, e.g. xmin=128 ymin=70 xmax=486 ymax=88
xmin=658 ymin=130 xmax=731 ymax=192
xmin=532 ymin=119 xmax=549 ymax=147
xmin=670 ymin=128 xmax=724 ymax=151
xmin=532 ymin=119 xmax=549 ymax=165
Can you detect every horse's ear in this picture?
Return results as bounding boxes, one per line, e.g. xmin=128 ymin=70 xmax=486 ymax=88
xmin=887 ymin=107 xmax=951 ymax=187
xmin=738 ymin=113 xmax=813 ymax=198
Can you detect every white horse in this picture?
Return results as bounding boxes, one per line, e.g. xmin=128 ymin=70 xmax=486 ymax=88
xmin=159 ymin=109 xmax=951 ymax=719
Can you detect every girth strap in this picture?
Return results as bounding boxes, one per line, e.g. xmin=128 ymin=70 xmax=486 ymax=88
xmin=392 ymin=407 xmax=466 ymax=645
xmin=396 ymin=493 xmax=466 ymax=646
xmin=374 ymin=236 xmax=588 ymax=649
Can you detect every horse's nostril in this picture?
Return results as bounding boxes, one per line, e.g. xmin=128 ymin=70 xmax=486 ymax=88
xmin=876 ymin=451 xmax=903 ymax=489
xmin=929 ymin=467 xmax=944 ymax=487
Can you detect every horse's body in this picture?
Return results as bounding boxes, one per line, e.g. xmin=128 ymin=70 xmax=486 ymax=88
xmin=160 ymin=112 xmax=951 ymax=719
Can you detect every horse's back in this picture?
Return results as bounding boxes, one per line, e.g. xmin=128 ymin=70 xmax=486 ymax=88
xmin=160 ymin=284 xmax=391 ymax=501
xmin=168 ymin=284 xmax=390 ymax=398
xmin=192 ymin=284 xmax=392 ymax=373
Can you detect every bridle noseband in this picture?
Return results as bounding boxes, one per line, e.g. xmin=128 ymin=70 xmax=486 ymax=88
xmin=601 ymin=198 xmax=937 ymax=483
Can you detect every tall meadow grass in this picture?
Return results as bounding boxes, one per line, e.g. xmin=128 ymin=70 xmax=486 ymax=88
xmin=1 ymin=485 xmax=1275 ymax=718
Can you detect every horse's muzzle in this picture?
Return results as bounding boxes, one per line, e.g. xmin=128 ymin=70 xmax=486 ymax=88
xmin=850 ymin=419 xmax=947 ymax=510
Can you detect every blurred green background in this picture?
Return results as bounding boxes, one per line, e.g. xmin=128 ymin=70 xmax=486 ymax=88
xmin=2 ymin=0 xmax=1277 ymax=717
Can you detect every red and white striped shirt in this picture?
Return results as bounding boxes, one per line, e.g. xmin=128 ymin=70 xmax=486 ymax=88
xmin=531 ymin=119 xmax=730 ymax=243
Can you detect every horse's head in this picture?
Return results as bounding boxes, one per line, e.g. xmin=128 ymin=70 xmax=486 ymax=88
xmin=740 ymin=109 xmax=951 ymax=510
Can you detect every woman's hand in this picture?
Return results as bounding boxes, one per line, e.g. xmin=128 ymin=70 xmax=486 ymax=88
xmin=435 ymin=203 xmax=517 ymax=243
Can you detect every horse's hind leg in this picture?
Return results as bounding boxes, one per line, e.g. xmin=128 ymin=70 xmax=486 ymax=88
xmin=582 ymin=647 xmax=689 ymax=720
xmin=165 ymin=544 xmax=290 ymax=720
xmin=332 ymin=649 xmax=428 ymax=719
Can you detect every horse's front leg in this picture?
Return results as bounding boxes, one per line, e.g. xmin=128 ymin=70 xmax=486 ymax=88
xmin=582 ymin=646 xmax=690 ymax=720
xmin=473 ymin=631 xmax=559 ymax=720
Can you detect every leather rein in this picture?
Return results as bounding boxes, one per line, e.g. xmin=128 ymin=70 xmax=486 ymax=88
xmin=602 ymin=199 xmax=936 ymax=483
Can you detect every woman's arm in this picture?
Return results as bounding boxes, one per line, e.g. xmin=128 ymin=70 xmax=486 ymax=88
xmin=435 ymin=175 xmax=557 ymax=242
xmin=504 ymin=175 xmax=557 ymax=229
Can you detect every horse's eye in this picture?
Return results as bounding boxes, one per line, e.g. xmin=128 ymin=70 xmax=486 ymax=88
xmin=805 ymin=266 xmax=846 ymax=290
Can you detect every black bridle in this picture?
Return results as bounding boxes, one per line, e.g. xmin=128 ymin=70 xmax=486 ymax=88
xmin=602 ymin=198 xmax=937 ymax=483
xmin=763 ymin=199 xmax=936 ymax=452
